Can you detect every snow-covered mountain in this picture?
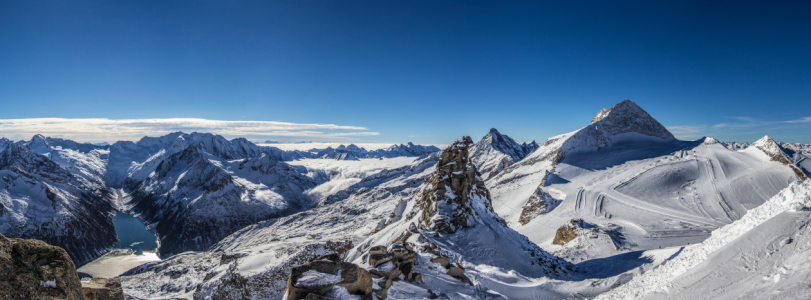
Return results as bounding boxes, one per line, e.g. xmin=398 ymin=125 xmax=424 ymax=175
xmin=126 ymin=145 xmax=317 ymax=257
xmin=486 ymin=99 xmax=808 ymax=262
xmin=119 ymin=150 xmax=443 ymax=299
xmin=0 ymin=143 xmax=116 ymax=266
xmin=312 ymin=143 xmax=440 ymax=160
xmin=469 ymin=128 xmax=538 ymax=180
xmin=723 ymin=140 xmax=811 ymax=156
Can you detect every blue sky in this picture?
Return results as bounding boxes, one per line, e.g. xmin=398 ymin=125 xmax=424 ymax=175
xmin=1 ymin=1 xmax=809 ymax=144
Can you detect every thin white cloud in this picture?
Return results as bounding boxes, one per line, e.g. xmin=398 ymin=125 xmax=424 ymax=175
xmin=784 ymin=117 xmax=811 ymax=124
xmin=0 ymin=118 xmax=377 ymax=142
xmin=667 ymin=125 xmax=706 ymax=138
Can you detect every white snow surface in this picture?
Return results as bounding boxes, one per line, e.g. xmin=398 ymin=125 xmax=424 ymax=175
xmin=597 ymin=179 xmax=811 ymax=299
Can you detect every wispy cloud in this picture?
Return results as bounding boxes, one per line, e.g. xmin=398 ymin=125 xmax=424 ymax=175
xmin=667 ymin=125 xmax=706 ymax=137
xmin=785 ymin=117 xmax=811 ymax=124
xmin=0 ymin=118 xmax=378 ymax=142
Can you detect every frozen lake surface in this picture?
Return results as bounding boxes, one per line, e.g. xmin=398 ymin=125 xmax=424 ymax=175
xmin=77 ymin=211 xmax=161 ymax=278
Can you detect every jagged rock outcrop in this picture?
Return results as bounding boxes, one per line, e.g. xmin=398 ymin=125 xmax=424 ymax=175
xmin=416 ymin=136 xmax=498 ymax=233
xmin=81 ymin=278 xmax=124 ymax=300
xmin=0 ymin=233 xmax=86 ymax=300
xmin=0 ymin=144 xmax=116 ymax=266
xmin=469 ymin=128 xmax=539 ymax=180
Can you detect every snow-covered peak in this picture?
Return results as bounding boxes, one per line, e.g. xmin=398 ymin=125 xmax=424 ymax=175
xmin=522 ymin=99 xmax=674 ymax=165
xmin=27 ymin=134 xmax=50 ymax=154
xmin=469 ymin=128 xmax=538 ymax=180
xmin=702 ymin=137 xmax=720 ymax=145
xmin=591 ymin=99 xmax=674 ymax=140
xmin=750 ymin=135 xmax=787 ymax=160
xmin=473 ymin=128 xmax=532 ymax=162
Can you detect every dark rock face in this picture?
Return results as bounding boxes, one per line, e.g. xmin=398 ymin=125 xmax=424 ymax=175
xmin=81 ymin=278 xmax=124 ymax=300
xmin=285 ymin=260 xmax=372 ymax=300
xmin=0 ymin=233 xmax=86 ymax=300
xmin=417 ymin=137 xmax=500 ymax=233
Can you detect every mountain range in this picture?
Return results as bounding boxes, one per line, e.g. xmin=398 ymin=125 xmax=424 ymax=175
xmin=2 ymin=99 xmax=810 ymax=299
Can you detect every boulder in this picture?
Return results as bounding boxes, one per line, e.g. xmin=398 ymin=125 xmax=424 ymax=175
xmin=81 ymin=278 xmax=124 ymax=300
xmin=447 ymin=262 xmax=465 ymax=278
xmin=0 ymin=233 xmax=86 ymax=300
xmin=391 ymin=248 xmax=415 ymax=264
xmin=367 ymin=246 xmax=388 ymax=255
xmin=430 ymin=256 xmax=450 ymax=268
xmin=368 ymin=253 xmax=393 ymax=268
xmin=369 ymin=268 xmax=400 ymax=281
xmin=285 ymin=260 xmax=372 ymax=300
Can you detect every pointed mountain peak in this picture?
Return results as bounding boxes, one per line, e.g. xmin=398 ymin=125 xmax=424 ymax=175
xmin=28 ymin=134 xmax=49 ymax=146
xmin=586 ymin=99 xmax=674 ymax=140
xmin=591 ymin=99 xmax=645 ymax=122
xmin=753 ymin=135 xmax=777 ymax=147
xmin=751 ymin=135 xmax=783 ymax=157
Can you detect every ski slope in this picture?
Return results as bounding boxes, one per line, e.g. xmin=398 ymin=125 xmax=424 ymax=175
xmin=598 ymin=179 xmax=811 ymax=300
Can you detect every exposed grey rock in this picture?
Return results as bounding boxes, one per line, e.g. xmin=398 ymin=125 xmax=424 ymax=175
xmin=447 ymin=262 xmax=465 ymax=278
xmin=0 ymin=233 xmax=86 ymax=300
xmin=417 ymin=137 xmax=503 ymax=233
xmin=368 ymin=253 xmax=394 ymax=268
xmin=430 ymin=256 xmax=449 ymax=268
